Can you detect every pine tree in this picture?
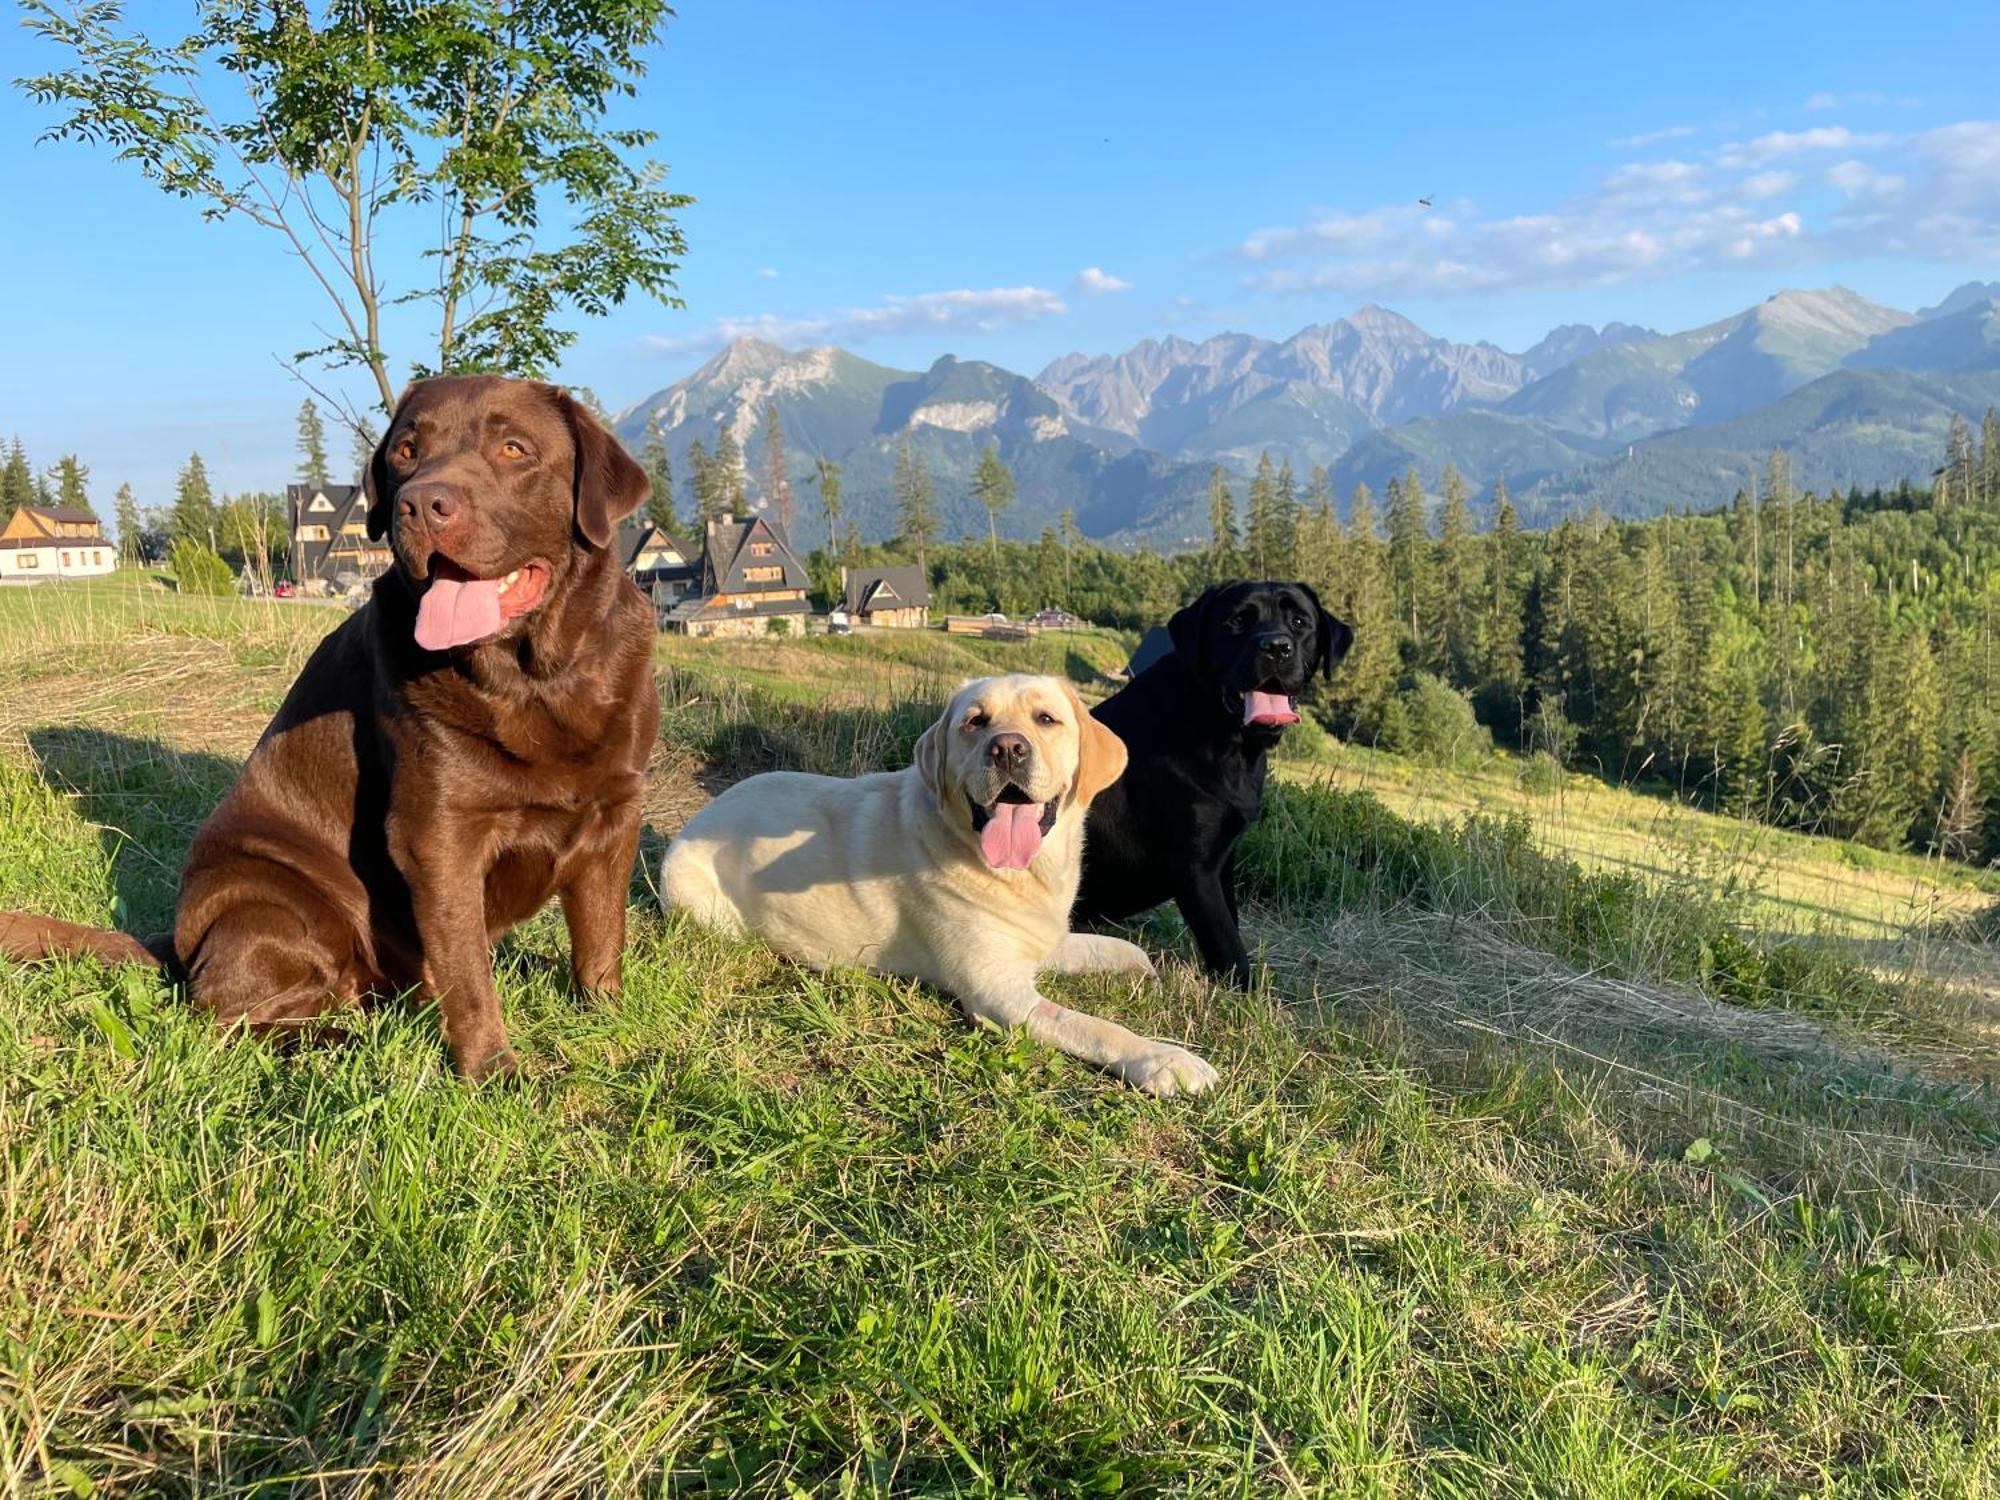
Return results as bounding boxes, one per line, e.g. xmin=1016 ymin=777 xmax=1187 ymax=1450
xmin=296 ymin=398 xmax=331 ymax=488
xmin=52 ymin=455 xmax=93 ymax=517
xmin=714 ymin=427 xmax=748 ymax=515
xmin=812 ymin=457 xmax=843 ymax=557
xmin=640 ymin=409 xmax=676 ymax=533
xmin=1484 ymin=477 xmax=1526 ymax=693
xmin=1696 ymin=609 xmax=1768 ymax=817
xmin=1434 ymin=464 xmax=1477 ymax=679
xmin=1 ymin=439 xmax=34 ymax=520
xmin=171 ymin=453 xmax=218 ymax=547
xmin=1386 ymin=469 xmax=1438 ymax=669
xmin=1205 ymin=466 xmax=1240 ymax=583
xmin=685 ymin=438 xmax=716 ymax=528
xmin=1058 ymin=509 xmax=1080 ymax=606
xmin=1244 ymin=452 xmax=1280 ymax=577
xmin=1940 ymin=412 xmax=1976 ymax=515
xmin=349 ymin=420 xmax=378 ymax=484
xmin=971 ymin=442 xmax=1016 ymax=572
xmin=760 ymin=402 xmax=793 ymax=537
xmin=893 ymin=437 xmax=938 ymax=572
xmin=113 ymin=483 xmax=142 ymax=565
xmin=1327 ymin=483 xmax=1399 ymax=735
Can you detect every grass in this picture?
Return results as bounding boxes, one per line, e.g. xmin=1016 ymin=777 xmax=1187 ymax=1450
xmin=3 ymin=575 xmax=2000 ymax=1494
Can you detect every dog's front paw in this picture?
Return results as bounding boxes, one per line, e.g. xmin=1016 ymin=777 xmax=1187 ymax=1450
xmin=1118 ymin=1042 xmax=1219 ymax=1097
xmin=1107 ymin=938 xmax=1157 ymax=977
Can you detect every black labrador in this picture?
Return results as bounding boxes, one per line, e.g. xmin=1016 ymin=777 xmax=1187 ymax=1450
xmin=1075 ymin=580 xmax=1352 ymax=987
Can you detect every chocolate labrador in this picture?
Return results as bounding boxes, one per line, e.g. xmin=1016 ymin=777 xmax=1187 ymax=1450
xmin=0 ymin=375 xmax=659 ymax=1078
xmin=1074 ymin=580 xmax=1351 ymax=988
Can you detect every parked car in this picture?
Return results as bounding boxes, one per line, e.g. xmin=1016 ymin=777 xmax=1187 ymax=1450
xmin=1029 ymin=608 xmax=1073 ymax=629
xmin=980 ymin=611 xmax=1008 ymax=623
xmin=273 ymin=580 xmax=295 ymax=598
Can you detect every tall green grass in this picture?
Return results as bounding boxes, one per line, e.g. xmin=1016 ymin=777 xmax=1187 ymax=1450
xmin=2 ymin=590 xmax=1999 ymax=1493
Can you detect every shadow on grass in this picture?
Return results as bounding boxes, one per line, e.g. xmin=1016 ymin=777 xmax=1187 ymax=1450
xmin=27 ymin=724 xmax=239 ymax=936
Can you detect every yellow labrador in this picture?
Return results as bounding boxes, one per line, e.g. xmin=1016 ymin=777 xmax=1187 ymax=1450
xmin=661 ymin=674 xmax=1217 ymax=1095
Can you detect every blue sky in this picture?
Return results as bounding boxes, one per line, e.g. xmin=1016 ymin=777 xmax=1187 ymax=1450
xmin=2 ymin=0 xmax=1996 ymax=504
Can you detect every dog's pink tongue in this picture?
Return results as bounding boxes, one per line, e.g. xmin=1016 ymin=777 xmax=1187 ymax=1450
xmin=979 ymin=802 xmax=1045 ymax=870
xmin=1243 ymin=690 xmax=1300 ymax=726
xmin=414 ymin=576 xmax=505 ymax=652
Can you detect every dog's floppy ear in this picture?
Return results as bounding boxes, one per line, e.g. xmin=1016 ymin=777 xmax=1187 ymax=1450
xmin=557 ymin=387 xmax=649 ymax=549
xmin=1062 ymin=680 xmax=1128 ymax=807
xmin=913 ymin=710 xmax=949 ymax=804
xmin=1167 ymin=585 xmax=1222 ymax=670
xmin=362 ymin=385 xmax=417 ymax=542
xmin=1298 ymin=582 xmax=1354 ymax=680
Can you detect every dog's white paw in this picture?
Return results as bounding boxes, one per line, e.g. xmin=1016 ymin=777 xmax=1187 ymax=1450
xmin=1107 ymin=938 xmax=1157 ymax=977
xmin=1119 ymin=1042 xmax=1219 ymax=1097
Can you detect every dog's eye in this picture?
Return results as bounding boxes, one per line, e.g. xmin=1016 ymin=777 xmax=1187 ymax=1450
xmin=966 ymin=711 xmax=990 ymax=729
xmin=1230 ymin=611 xmax=1255 ymax=632
xmin=499 ymin=439 xmax=528 ymax=460
xmin=393 ymin=438 xmax=417 ymax=463
xmin=1035 ymin=711 xmax=1060 ymax=727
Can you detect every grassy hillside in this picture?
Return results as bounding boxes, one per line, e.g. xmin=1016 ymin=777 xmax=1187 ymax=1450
xmin=4 ymin=576 xmax=2000 ymax=1493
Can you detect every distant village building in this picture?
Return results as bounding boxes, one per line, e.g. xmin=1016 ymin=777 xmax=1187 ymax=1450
xmin=839 ymin=564 xmax=931 ymax=629
xmin=287 ymin=483 xmax=390 ymax=592
xmin=662 ymin=512 xmax=811 ymax=638
xmin=0 ymin=505 xmax=115 ymax=581
xmin=618 ymin=518 xmax=700 ymax=609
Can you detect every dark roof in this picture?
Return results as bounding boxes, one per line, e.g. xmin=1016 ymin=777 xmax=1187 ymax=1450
xmin=668 ymin=592 xmax=809 ymax=623
xmin=17 ymin=505 xmax=100 ymax=527
xmin=619 ymin=518 xmax=695 ymax=573
xmin=701 ymin=512 xmax=810 ymax=596
xmin=1128 ymin=626 xmax=1174 ymax=675
xmin=841 ymin=564 xmax=931 ymax=615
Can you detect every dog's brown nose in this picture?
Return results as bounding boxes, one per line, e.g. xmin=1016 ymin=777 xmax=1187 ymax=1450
xmin=399 ymin=481 xmax=463 ymax=528
xmin=987 ymin=732 xmax=1030 ymax=771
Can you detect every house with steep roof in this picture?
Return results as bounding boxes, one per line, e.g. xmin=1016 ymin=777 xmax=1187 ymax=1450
xmin=617 ymin=517 xmax=700 ymax=610
xmin=0 ymin=505 xmax=115 ymax=582
xmin=287 ymin=483 xmax=390 ymax=592
xmin=839 ymin=564 xmax=931 ymax=629
xmin=662 ymin=512 xmax=812 ymax=638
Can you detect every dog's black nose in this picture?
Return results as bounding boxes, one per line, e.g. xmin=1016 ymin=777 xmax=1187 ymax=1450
xmin=1257 ymin=633 xmax=1294 ymax=660
xmin=987 ymin=732 xmax=1030 ymax=770
xmin=399 ymin=482 xmax=463 ymax=527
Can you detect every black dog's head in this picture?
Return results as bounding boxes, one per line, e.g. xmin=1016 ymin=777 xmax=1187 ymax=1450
xmin=1166 ymin=580 xmax=1353 ymax=738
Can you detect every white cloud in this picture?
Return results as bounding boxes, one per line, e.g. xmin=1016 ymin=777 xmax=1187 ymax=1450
xmin=1610 ymin=124 xmax=1697 ymax=148
xmin=1072 ymin=266 xmax=1133 ymax=295
xmin=1228 ymin=117 xmax=2000 ymax=301
xmin=1826 ymin=160 xmax=1903 ymax=199
xmin=1740 ymin=170 xmax=1796 ymax=199
xmin=1717 ymin=125 xmax=1891 ymax=167
xmin=756 ymin=267 xmax=780 ymax=279
xmin=1805 ymin=90 xmax=1885 ymax=112
xmin=645 ymin=285 xmax=1068 ymax=358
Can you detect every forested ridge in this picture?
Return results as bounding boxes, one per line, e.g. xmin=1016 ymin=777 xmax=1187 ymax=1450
xmin=880 ymin=408 xmax=2000 ymax=864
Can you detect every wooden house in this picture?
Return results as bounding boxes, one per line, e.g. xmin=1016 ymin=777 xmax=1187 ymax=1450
xmin=287 ymin=483 xmax=390 ymax=592
xmin=661 ymin=513 xmax=812 ymax=638
xmin=839 ymin=564 xmax=931 ymax=629
xmin=0 ymin=505 xmax=115 ymax=581
xmin=617 ymin=518 xmax=700 ymax=610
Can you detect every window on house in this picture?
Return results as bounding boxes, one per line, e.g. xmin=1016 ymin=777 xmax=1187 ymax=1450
xmin=751 ymin=542 xmax=774 ymax=557
xmin=308 ymin=494 xmax=336 ymax=512
xmin=19 ymin=553 xmax=38 ymax=569
xmin=297 ymin=524 xmax=330 ymax=542
xmin=340 ymin=523 xmax=367 ymax=536
xmin=744 ymin=565 xmax=783 ymax=582
xmin=61 ymin=552 xmax=71 ymax=567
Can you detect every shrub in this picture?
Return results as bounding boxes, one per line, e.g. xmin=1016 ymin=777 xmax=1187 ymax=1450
xmin=1517 ymin=749 xmax=1567 ymax=795
xmin=1381 ymin=674 xmax=1492 ymax=769
xmin=168 ymin=540 xmax=235 ymax=597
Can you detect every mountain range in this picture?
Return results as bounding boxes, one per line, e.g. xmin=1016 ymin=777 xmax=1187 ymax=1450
xmin=616 ymin=281 xmax=2000 ymax=547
